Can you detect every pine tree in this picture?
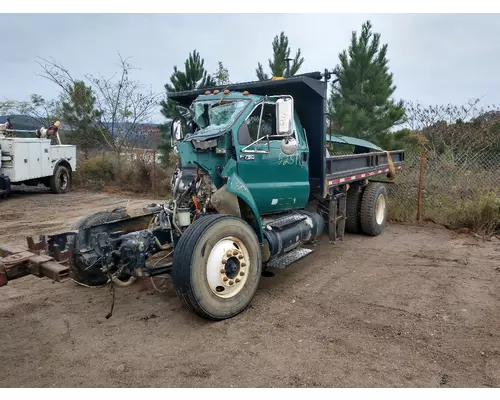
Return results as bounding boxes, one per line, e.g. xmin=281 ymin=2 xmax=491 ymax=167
xmin=329 ymin=21 xmax=405 ymax=145
xmin=213 ymin=61 xmax=230 ymax=85
xmin=256 ymin=32 xmax=304 ymax=81
xmin=160 ymin=49 xmax=216 ymax=119
xmin=61 ymin=81 xmax=107 ymax=158
xmin=158 ymin=50 xmax=215 ymax=163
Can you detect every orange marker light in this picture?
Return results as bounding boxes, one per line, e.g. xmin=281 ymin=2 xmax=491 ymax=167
xmin=243 ymin=91 xmax=249 ymax=95
xmin=213 ymin=90 xmax=220 ymax=94
xmin=205 ymin=91 xmax=211 ymax=94
xmin=223 ymin=89 xmax=230 ymax=94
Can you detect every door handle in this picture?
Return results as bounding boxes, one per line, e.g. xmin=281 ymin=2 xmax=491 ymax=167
xmin=301 ymin=152 xmax=309 ymax=165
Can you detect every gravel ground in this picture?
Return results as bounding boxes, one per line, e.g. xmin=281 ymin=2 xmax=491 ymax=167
xmin=1 ymin=190 xmax=499 ymax=388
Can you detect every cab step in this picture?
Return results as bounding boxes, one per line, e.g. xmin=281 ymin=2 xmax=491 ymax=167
xmin=266 ymin=247 xmax=313 ymax=269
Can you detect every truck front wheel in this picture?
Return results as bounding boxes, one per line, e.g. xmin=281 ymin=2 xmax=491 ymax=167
xmin=360 ymin=182 xmax=388 ymax=236
xmin=172 ymin=214 xmax=262 ymax=320
xmin=50 ymin=165 xmax=71 ymax=194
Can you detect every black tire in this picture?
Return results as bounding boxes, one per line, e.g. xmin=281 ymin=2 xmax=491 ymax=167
xmin=346 ymin=184 xmax=364 ymax=234
xmin=69 ymin=209 xmax=129 ymax=286
xmin=50 ymin=165 xmax=71 ymax=194
xmin=172 ymin=214 xmax=262 ymax=320
xmin=360 ymin=182 xmax=389 ymax=236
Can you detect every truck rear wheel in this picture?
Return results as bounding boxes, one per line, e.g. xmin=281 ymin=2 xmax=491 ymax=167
xmin=360 ymin=182 xmax=388 ymax=236
xmin=69 ymin=209 xmax=130 ymax=286
xmin=50 ymin=165 xmax=71 ymax=194
xmin=172 ymin=214 xmax=262 ymax=320
xmin=346 ymin=184 xmax=363 ymax=234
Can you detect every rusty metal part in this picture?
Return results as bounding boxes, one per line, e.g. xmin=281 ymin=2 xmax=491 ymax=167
xmin=27 ymin=254 xmax=52 ymax=277
xmin=0 ymin=244 xmax=26 ymax=258
xmin=0 ymin=239 xmax=71 ymax=285
xmin=27 ymin=232 xmax=75 ymax=263
xmin=0 ymin=212 xmax=160 ymax=287
xmin=39 ymin=261 xmax=69 ymax=282
xmin=27 ymin=236 xmax=47 ymax=255
xmin=1 ymin=252 xmax=34 ymax=280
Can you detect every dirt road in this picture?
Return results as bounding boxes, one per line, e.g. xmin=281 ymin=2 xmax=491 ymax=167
xmin=1 ymin=190 xmax=499 ymax=387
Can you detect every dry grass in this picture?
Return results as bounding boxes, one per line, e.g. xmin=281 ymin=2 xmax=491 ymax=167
xmin=73 ymin=150 xmax=175 ymax=198
xmin=73 ymin=149 xmax=500 ymax=236
xmin=388 ymin=151 xmax=500 ymax=236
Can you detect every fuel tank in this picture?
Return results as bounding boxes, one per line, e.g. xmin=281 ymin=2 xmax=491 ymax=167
xmin=261 ymin=210 xmax=324 ymax=263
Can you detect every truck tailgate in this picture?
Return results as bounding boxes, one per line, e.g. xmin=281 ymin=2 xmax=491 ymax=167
xmin=326 ymin=150 xmax=405 ymax=186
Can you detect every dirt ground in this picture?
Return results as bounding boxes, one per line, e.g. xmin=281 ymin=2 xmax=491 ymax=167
xmin=1 ymin=189 xmax=499 ymax=388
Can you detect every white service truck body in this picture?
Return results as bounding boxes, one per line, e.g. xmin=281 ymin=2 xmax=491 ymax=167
xmin=0 ymin=137 xmax=76 ymax=197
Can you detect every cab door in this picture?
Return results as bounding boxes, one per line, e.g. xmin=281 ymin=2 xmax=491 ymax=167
xmin=235 ymin=101 xmax=310 ymax=214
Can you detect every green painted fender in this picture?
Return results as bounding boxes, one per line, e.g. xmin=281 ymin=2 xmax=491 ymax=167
xmin=225 ymin=172 xmax=264 ymax=243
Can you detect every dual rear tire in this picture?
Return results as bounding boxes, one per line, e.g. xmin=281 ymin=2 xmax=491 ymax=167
xmin=346 ymin=182 xmax=388 ymax=236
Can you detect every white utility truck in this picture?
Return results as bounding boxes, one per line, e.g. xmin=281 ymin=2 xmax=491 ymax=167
xmin=0 ymin=122 xmax=76 ymax=197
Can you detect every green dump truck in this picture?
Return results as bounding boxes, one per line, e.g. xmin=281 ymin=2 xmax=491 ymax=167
xmin=0 ymin=71 xmax=405 ymax=320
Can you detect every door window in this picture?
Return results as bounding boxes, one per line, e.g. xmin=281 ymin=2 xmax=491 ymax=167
xmin=238 ymin=103 xmax=278 ymax=145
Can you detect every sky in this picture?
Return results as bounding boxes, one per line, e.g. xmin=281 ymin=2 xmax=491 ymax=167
xmin=1 ymin=13 xmax=500 ymax=123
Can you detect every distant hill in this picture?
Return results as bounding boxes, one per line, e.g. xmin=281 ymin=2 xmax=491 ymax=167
xmin=1 ymin=114 xmax=164 ymax=147
xmin=0 ymin=114 xmax=40 ymax=131
xmin=1 ymin=115 xmax=162 ymax=133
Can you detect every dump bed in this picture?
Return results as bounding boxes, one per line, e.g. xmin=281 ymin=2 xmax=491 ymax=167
xmin=325 ymin=150 xmax=405 ymax=186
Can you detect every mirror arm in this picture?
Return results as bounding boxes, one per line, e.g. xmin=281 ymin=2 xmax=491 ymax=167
xmin=255 ymin=96 xmax=267 ymax=152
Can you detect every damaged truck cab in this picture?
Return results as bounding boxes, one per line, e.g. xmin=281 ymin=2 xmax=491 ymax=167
xmin=1 ymin=71 xmax=405 ymax=321
xmin=173 ymin=90 xmax=312 ymax=243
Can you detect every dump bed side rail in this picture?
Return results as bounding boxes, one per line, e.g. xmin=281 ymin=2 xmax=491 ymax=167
xmin=326 ymin=150 xmax=405 ymax=186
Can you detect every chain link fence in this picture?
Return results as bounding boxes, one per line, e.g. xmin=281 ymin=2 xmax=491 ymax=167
xmin=388 ymin=149 xmax=500 ymax=233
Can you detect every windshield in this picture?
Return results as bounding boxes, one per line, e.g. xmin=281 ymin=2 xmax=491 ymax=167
xmin=193 ymin=99 xmax=249 ymax=131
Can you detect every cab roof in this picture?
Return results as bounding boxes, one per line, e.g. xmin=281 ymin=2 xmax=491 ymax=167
xmin=167 ymin=71 xmax=328 ymax=107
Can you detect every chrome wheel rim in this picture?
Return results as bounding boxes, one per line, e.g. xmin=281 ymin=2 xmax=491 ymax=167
xmin=206 ymin=236 xmax=250 ymax=298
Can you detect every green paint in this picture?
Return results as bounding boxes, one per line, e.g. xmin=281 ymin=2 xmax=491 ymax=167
xmin=174 ymin=91 xmax=311 ymax=239
xmin=225 ymin=172 xmax=264 ymax=242
xmin=235 ymin=114 xmax=310 ymax=214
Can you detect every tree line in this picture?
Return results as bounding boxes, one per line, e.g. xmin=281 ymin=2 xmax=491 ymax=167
xmin=161 ymin=20 xmax=406 ymax=150
xmin=1 ymin=19 xmax=498 ymax=163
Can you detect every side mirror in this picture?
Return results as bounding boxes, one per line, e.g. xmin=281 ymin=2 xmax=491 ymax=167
xmin=170 ymin=117 xmax=184 ymax=146
xmin=276 ymin=97 xmax=294 ymax=135
xmin=280 ymin=137 xmax=298 ymax=156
